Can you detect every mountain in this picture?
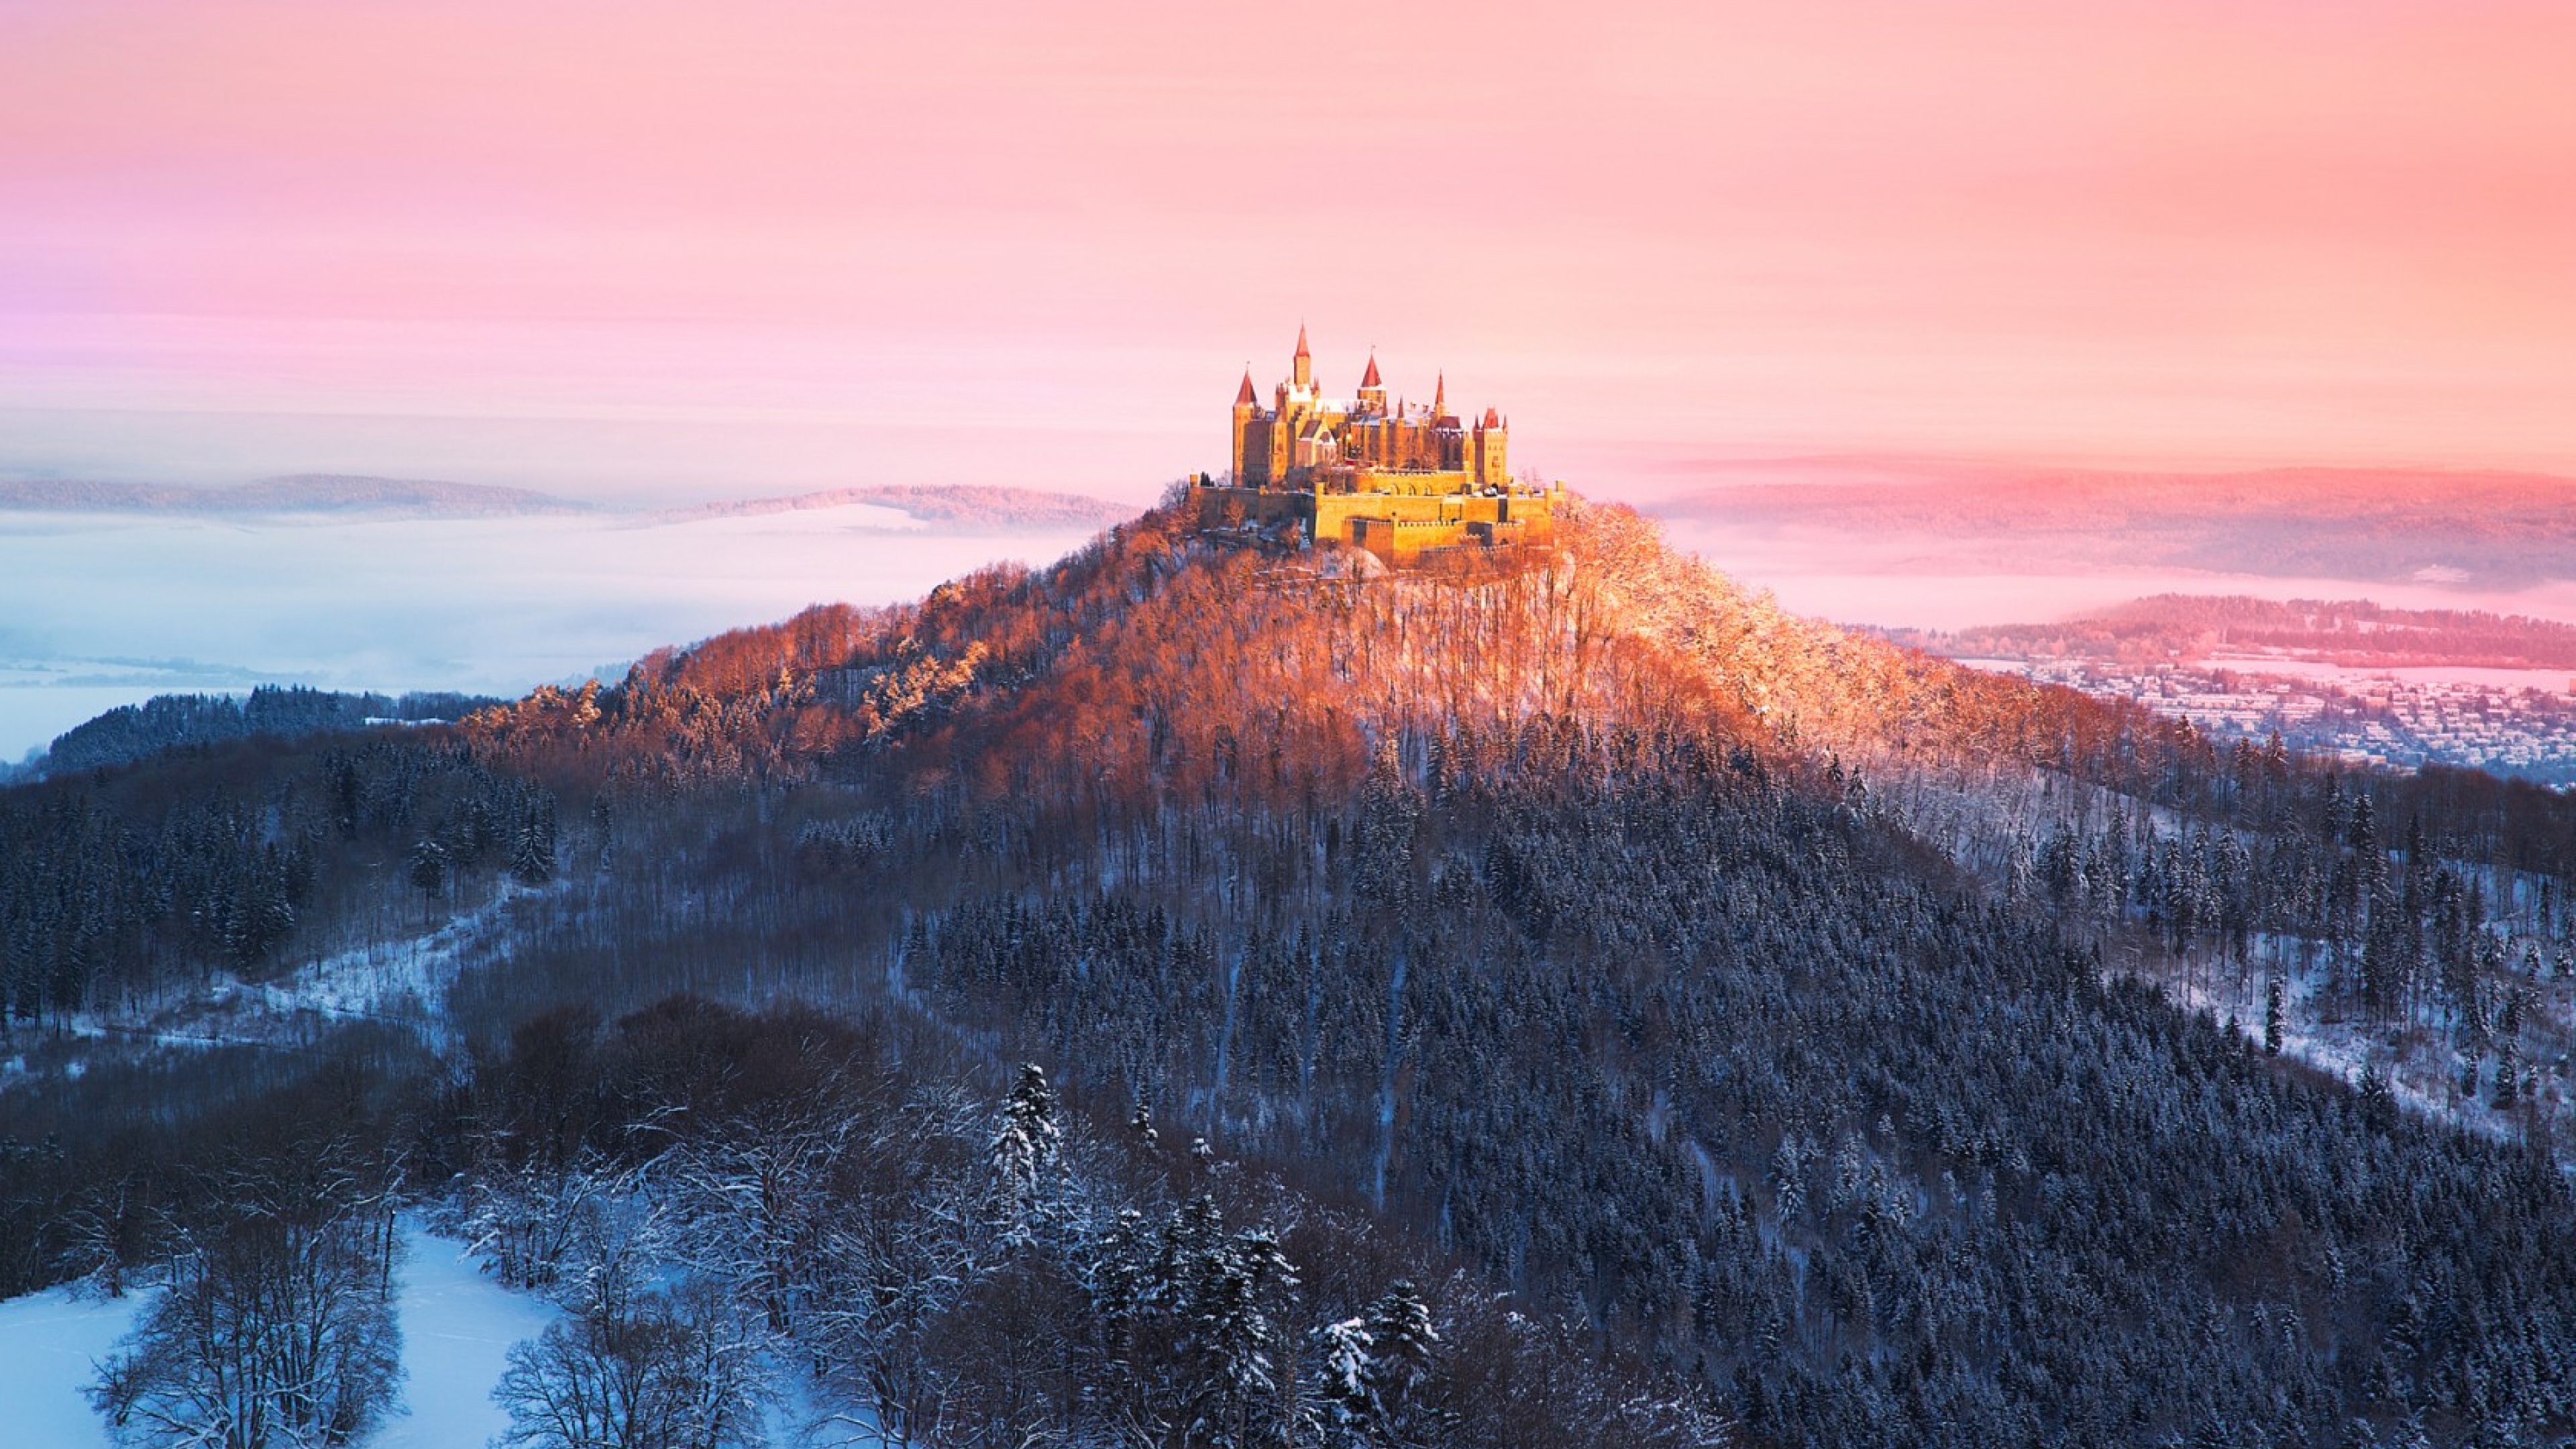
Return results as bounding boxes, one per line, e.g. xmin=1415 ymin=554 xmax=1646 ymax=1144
xmin=8 ymin=496 xmax=2576 ymax=1447
xmin=0 ymin=474 xmax=589 ymax=517
xmin=1653 ymin=459 xmax=2576 ymax=587
xmin=645 ymin=482 xmax=1136 ymax=532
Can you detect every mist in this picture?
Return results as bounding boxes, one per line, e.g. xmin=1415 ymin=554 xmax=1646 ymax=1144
xmin=0 ymin=506 xmax=1105 ymax=760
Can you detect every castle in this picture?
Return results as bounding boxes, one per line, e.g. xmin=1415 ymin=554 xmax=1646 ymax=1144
xmin=1191 ymin=328 xmax=1556 ymax=566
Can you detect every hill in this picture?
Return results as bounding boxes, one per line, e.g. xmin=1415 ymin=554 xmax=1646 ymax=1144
xmin=1913 ymin=592 xmax=2576 ymax=670
xmin=38 ymin=684 xmax=502 ymax=775
xmin=9 ymin=494 xmax=2576 ymax=1447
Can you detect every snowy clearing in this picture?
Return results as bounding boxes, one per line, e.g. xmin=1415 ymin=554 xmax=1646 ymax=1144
xmin=0 ymin=1222 xmax=560 ymax=1449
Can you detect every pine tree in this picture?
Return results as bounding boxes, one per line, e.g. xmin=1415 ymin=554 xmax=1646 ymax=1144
xmin=407 ymin=836 xmax=449 ymax=903
xmin=989 ymin=1062 xmax=1063 ymax=1240
xmin=509 ymin=805 xmax=556 ymax=885
xmin=1183 ymin=1228 xmax=1299 ymax=1449
xmin=1322 ymin=1279 xmax=1438 ymax=1448
xmin=2265 ymin=976 xmax=2285 ymax=1058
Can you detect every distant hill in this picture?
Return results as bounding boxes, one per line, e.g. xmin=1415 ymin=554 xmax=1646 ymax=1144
xmin=40 ymin=684 xmax=503 ymax=774
xmin=649 ymin=483 xmax=1133 ymax=533
xmin=0 ymin=476 xmax=1136 ymax=532
xmin=1654 ymin=460 xmax=2576 ymax=586
xmin=0 ymin=474 xmax=587 ymax=517
xmin=1905 ymin=592 xmax=2576 ymax=669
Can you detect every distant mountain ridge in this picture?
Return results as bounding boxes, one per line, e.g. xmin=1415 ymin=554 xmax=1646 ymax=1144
xmin=0 ymin=474 xmax=1134 ymax=531
xmin=1905 ymin=592 xmax=2576 ymax=669
xmin=0 ymin=474 xmax=590 ymax=517
xmin=646 ymin=483 xmax=1133 ymax=531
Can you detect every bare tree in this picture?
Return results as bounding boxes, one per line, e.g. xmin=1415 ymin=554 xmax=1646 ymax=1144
xmin=494 ymin=1269 xmax=765 ymax=1449
xmin=87 ymin=1173 xmax=402 ymax=1449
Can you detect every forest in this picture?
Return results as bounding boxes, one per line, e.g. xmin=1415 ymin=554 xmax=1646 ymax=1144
xmin=7 ymin=493 xmax=2576 ymax=1446
xmin=37 ymin=684 xmax=500 ymax=777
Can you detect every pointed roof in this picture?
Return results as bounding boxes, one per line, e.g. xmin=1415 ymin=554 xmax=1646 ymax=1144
xmin=1359 ymin=351 xmax=1382 ymax=388
xmin=1432 ymin=370 xmax=1447 ymax=413
xmin=1481 ymin=406 xmax=1502 ymax=429
xmin=1235 ymin=368 xmax=1258 ymax=406
xmin=1293 ymin=323 xmax=1310 ymax=360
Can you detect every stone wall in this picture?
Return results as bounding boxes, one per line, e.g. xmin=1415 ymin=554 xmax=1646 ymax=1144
xmin=1191 ymin=482 xmax=1556 ymax=564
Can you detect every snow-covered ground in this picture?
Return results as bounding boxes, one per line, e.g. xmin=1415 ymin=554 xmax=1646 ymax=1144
xmin=0 ymin=1223 xmax=559 ymax=1449
xmin=0 ymin=1273 xmax=149 ymax=1447
xmin=10 ymin=883 xmax=539 ymax=1087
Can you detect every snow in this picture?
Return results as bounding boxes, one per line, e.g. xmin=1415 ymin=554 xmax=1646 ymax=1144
xmin=15 ymin=885 xmax=539 ymax=1089
xmin=0 ymin=1222 xmax=561 ymax=1449
xmin=374 ymin=1228 xmax=565 ymax=1449
xmin=0 ymin=1277 xmax=148 ymax=1448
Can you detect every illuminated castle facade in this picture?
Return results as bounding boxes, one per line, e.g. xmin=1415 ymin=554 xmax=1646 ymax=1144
xmin=1196 ymin=327 xmax=1555 ymax=566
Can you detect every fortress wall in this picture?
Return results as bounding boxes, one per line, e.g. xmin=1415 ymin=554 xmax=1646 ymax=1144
xmin=1193 ymin=481 xmax=1557 ymax=559
xmin=1347 ymin=466 xmax=1477 ymax=498
xmin=1195 ymin=486 xmax=1312 ymax=533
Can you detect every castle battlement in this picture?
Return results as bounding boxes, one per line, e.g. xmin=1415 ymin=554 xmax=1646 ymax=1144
xmin=1197 ymin=329 xmax=1555 ymax=566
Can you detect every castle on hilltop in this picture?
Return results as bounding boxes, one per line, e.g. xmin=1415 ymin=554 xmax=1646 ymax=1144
xmin=1191 ymin=327 xmax=1556 ymax=566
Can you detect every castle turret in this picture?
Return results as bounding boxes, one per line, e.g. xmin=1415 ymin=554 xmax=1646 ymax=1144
xmin=1356 ymin=350 xmax=1386 ymax=415
xmin=1230 ymin=367 xmax=1258 ymax=482
xmin=1292 ymin=323 xmax=1313 ymax=390
xmin=1474 ymin=405 xmax=1509 ymax=489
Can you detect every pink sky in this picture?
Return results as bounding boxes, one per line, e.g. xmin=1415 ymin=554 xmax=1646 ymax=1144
xmin=5 ymin=0 xmax=2576 ymax=498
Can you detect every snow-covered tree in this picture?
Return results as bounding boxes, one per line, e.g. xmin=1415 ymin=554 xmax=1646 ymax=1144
xmin=989 ymin=1061 xmax=1063 ymax=1240
xmin=493 ymin=1273 xmax=765 ymax=1449
xmin=89 ymin=1195 xmax=402 ymax=1448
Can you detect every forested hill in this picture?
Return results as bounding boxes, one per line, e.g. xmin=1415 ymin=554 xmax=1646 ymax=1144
xmin=10 ymin=494 xmax=2576 ymax=1447
xmin=41 ymin=684 xmax=501 ymax=775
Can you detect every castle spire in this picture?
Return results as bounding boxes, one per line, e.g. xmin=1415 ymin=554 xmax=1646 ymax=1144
xmin=1294 ymin=323 xmax=1310 ymax=360
xmin=1358 ymin=350 xmax=1381 ymax=388
xmin=1432 ymin=370 xmax=1447 ymax=415
xmin=1291 ymin=323 xmax=1313 ymax=389
xmin=1235 ymin=367 xmax=1258 ymax=406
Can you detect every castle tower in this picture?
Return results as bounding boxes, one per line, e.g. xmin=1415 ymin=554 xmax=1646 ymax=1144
xmin=1291 ymin=323 xmax=1313 ymax=390
xmin=1356 ymin=350 xmax=1386 ymax=415
xmin=1230 ymin=367 xmax=1258 ymax=482
xmin=1474 ymin=406 xmax=1509 ymax=489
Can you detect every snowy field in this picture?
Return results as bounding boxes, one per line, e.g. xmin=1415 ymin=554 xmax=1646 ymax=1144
xmin=0 ymin=1224 xmax=558 ymax=1449
xmin=0 ymin=505 xmax=1107 ymax=760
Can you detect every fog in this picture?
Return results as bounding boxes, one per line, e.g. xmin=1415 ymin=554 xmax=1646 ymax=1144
xmin=0 ymin=506 xmax=1105 ymax=761
xmin=14 ymin=488 xmax=2576 ymax=765
xmin=1662 ymin=518 xmax=2576 ymax=635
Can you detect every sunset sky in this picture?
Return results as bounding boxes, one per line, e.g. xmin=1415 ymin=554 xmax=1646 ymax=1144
xmin=6 ymin=0 xmax=2575 ymax=499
